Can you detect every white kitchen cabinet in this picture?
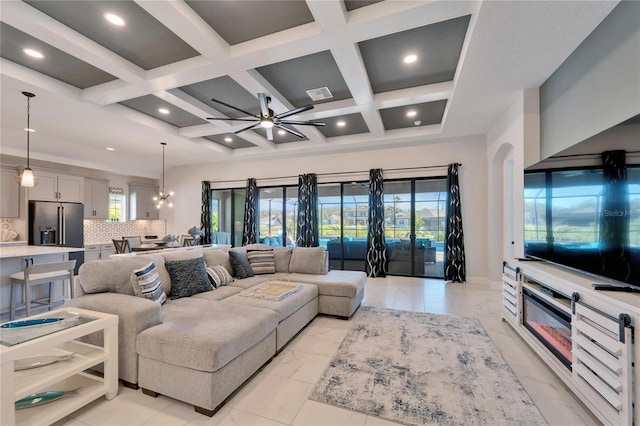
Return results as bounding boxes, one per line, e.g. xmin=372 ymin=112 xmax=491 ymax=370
xmin=0 ymin=167 xmax=21 ymax=218
xmin=83 ymin=245 xmax=100 ymax=262
xmin=84 ymin=243 xmax=115 ymax=261
xmin=28 ymin=171 xmax=83 ymax=203
xmin=84 ymin=179 xmax=109 ymax=219
xmin=129 ymin=184 xmax=159 ymax=220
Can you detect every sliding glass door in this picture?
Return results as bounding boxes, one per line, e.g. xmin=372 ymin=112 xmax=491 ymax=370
xmin=211 ymin=176 xmax=447 ymax=278
xmin=384 ymin=178 xmax=446 ymax=278
xmin=258 ymin=186 xmax=297 ymax=246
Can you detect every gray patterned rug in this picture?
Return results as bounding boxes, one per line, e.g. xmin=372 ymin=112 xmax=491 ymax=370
xmin=309 ymin=307 xmax=547 ymax=426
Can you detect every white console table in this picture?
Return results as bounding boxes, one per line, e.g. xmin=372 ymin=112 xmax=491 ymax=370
xmin=502 ymin=259 xmax=638 ymax=425
xmin=0 ymin=308 xmax=118 ymax=425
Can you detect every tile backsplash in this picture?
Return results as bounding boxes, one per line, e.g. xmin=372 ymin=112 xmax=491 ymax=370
xmin=84 ymin=220 xmax=166 ymax=244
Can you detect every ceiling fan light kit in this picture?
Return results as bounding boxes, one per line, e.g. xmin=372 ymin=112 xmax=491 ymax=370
xmin=207 ymin=93 xmax=325 ymax=141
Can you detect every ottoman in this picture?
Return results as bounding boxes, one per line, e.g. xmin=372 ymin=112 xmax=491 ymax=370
xmin=136 ymin=298 xmax=278 ymax=415
xmin=287 ymin=270 xmax=366 ymax=318
xmin=222 ymin=282 xmax=318 ymax=351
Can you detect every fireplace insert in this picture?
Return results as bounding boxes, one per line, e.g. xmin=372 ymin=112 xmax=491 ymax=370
xmin=522 ymin=288 xmax=572 ymax=369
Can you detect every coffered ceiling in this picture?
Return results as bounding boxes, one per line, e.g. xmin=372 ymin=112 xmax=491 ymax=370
xmin=0 ymin=0 xmax=617 ymax=178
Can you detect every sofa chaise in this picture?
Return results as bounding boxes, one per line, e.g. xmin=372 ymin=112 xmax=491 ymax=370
xmin=65 ymin=244 xmax=366 ymax=416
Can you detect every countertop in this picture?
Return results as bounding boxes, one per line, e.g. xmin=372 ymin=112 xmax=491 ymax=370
xmin=0 ymin=246 xmax=84 ymax=259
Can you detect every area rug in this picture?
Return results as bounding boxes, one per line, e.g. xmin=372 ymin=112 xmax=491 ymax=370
xmin=309 ymin=307 xmax=547 ymax=425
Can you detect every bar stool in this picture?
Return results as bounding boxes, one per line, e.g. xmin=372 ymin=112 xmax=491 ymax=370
xmin=182 ymin=235 xmax=200 ymax=247
xmin=9 ymin=260 xmax=76 ymax=320
xmin=112 ymin=239 xmax=132 ymax=254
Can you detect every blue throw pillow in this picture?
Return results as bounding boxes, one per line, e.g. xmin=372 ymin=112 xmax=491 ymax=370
xmin=229 ymin=250 xmax=255 ymax=279
xmin=165 ymin=257 xmax=213 ymax=299
xmin=130 ymin=262 xmax=166 ymax=304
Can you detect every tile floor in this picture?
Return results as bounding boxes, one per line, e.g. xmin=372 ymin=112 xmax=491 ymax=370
xmin=56 ymin=277 xmax=600 ymax=426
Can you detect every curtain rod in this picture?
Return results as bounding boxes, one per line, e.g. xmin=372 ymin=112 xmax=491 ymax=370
xmin=549 ymin=150 xmax=640 ymax=160
xmin=209 ymin=163 xmax=461 ymax=185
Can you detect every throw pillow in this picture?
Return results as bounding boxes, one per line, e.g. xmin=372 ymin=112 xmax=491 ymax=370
xmin=289 ymin=247 xmax=328 ymax=275
xmin=246 ymin=249 xmax=276 ymax=275
xmin=206 ymin=265 xmax=233 ymax=288
xmin=228 ymin=250 xmax=254 ymax=279
xmin=130 ymin=262 xmax=166 ymax=304
xmin=165 ymin=256 xmax=213 ymax=300
xmin=272 ymin=247 xmax=293 ymax=273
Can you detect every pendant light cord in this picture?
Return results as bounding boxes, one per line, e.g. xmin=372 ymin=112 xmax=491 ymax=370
xmin=161 ymin=142 xmax=166 ymax=194
xmin=26 ymin=95 xmax=31 ymax=169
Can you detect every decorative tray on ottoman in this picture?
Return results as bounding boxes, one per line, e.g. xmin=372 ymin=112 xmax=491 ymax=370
xmin=240 ymin=281 xmax=302 ymax=301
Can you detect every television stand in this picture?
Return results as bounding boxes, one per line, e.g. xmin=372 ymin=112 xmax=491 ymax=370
xmin=501 ymin=260 xmax=638 ymax=425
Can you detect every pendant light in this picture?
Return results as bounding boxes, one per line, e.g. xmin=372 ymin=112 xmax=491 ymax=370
xmin=20 ymin=91 xmax=36 ymax=187
xmin=153 ymin=142 xmax=174 ymax=208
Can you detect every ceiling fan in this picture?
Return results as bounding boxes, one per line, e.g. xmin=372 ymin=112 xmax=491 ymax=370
xmin=206 ymin=93 xmax=324 ymax=141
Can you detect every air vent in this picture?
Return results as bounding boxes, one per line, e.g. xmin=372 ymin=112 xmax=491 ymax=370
xmin=306 ymin=87 xmax=333 ymax=101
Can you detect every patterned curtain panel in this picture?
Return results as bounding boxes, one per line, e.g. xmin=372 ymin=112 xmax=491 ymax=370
xmin=200 ymin=181 xmax=211 ymax=245
xmin=242 ymin=178 xmax=258 ymax=246
xmin=444 ymin=163 xmax=466 ymax=282
xmin=366 ymin=168 xmax=387 ymax=278
xmin=600 ymin=150 xmax=631 ymax=282
xmin=296 ymin=174 xmax=319 ymax=247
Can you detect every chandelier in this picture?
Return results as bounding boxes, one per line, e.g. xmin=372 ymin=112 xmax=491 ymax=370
xmin=153 ymin=142 xmax=174 ymax=208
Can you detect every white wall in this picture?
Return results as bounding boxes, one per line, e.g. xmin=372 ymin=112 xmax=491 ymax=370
xmin=486 ymin=89 xmax=541 ymax=283
xmin=163 ymin=135 xmax=490 ymax=281
xmin=540 ymin=0 xmax=640 ymax=158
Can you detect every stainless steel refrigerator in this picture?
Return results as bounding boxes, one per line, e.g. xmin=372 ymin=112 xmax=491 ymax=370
xmin=28 ymin=201 xmax=85 ymax=274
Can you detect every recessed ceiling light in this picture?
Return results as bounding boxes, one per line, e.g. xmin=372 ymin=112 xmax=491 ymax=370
xmin=336 ymin=121 xmax=346 ymax=127
xmin=406 ymin=110 xmax=417 ymax=118
xmin=23 ymin=48 xmax=44 ymax=59
xmin=104 ymin=13 xmax=125 ymax=26
xmin=224 ymin=137 xmax=233 ymax=143
xmin=106 ymin=147 xmax=115 ymax=151
xmin=158 ymin=108 xmax=170 ymax=115
xmin=277 ymin=130 xmax=286 ymax=135
xmin=403 ymin=54 xmax=418 ymax=64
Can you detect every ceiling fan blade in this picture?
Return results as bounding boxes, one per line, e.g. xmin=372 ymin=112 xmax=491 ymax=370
xmin=274 ymin=104 xmax=313 ymax=119
xmin=266 ymin=127 xmax=273 ymax=141
xmin=278 ymin=120 xmax=325 ymax=127
xmin=206 ymin=117 xmax=260 ymax=122
xmin=258 ymin=93 xmax=270 ymax=119
xmin=210 ymin=98 xmax=258 ymax=118
xmin=234 ymin=122 xmax=261 ymax=134
xmin=275 ymin=123 xmax=305 ymax=139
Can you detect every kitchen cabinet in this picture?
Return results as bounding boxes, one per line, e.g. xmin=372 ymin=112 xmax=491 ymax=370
xmin=84 ymin=179 xmax=109 ymax=219
xmin=28 ymin=171 xmax=83 ymax=203
xmin=0 ymin=167 xmax=20 ymax=218
xmin=84 ymin=244 xmax=115 ymax=261
xmin=129 ymin=184 xmax=159 ymax=220
xmin=0 ymin=307 xmax=118 ymax=426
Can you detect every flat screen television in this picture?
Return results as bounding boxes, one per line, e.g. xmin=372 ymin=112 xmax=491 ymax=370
xmin=523 ymin=116 xmax=640 ymax=292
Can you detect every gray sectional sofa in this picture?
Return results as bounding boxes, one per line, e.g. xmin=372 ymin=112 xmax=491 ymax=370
xmin=65 ymin=244 xmax=366 ymax=416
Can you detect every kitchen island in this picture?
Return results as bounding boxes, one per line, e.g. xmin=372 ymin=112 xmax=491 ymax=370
xmin=0 ymin=246 xmax=84 ymax=322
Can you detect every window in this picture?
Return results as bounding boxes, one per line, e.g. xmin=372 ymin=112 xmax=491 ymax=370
xmin=108 ymin=192 xmax=126 ymax=222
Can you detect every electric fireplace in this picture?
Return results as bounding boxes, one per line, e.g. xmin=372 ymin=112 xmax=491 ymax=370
xmin=522 ymin=288 xmax=572 ymax=369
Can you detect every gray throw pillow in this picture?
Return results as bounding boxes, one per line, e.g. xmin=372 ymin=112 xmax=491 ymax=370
xmin=229 ymin=250 xmax=254 ymax=279
xmin=165 ymin=256 xmax=213 ymax=299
